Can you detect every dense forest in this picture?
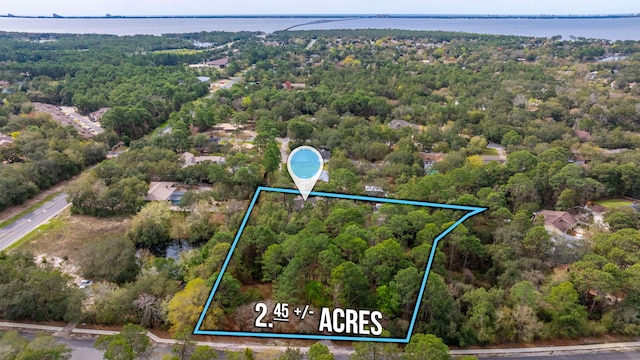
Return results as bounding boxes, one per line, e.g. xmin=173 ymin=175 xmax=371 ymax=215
xmin=2 ymin=28 xmax=640 ymax=357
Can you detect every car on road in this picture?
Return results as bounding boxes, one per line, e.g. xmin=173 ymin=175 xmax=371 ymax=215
xmin=79 ymin=279 xmax=93 ymax=289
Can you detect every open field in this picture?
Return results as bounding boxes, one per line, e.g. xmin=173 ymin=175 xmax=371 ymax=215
xmin=152 ymin=48 xmax=206 ymax=54
xmin=5 ymin=216 xmax=66 ymax=252
xmin=594 ymin=198 xmax=634 ymax=209
xmin=480 ymin=148 xmax=499 ymax=155
xmin=12 ymin=209 xmax=131 ymax=263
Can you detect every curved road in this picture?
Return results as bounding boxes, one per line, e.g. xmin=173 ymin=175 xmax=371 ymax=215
xmin=0 ymin=193 xmax=70 ymax=251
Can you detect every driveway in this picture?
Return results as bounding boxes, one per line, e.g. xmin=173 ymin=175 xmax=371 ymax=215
xmin=276 ymin=137 xmax=291 ymax=163
xmin=487 ymin=142 xmax=507 ymax=162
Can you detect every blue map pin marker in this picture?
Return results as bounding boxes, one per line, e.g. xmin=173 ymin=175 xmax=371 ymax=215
xmin=287 ymin=146 xmax=323 ymax=201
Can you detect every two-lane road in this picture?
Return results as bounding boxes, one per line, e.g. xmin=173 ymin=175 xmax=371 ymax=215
xmin=0 ymin=194 xmax=70 ymax=251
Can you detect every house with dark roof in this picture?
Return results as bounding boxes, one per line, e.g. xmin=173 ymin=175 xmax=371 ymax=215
xmin=536 ymin=210 xmax=579 ymax=236
xmin=319 ymin=146 xmax=331 ymax=163
xmin=293 ymin=195 xmax=319 ymax=210
xmin=206 ymin=58 xmax=229 ymax=69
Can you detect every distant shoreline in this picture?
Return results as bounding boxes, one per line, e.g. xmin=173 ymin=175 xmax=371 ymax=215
xmin=2 ymin=14 xmax=640 ymax=20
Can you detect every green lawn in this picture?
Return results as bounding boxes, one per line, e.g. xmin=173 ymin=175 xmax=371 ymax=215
xmin=480 ymin=148 xmax=499 ymax=156
xmin=594 ymin=198 xmax=634 ymax=209
xmin=152 ymin=48 xmax=205 ymax=55
xmin=5 ymin=216 xmax=67 ymax=252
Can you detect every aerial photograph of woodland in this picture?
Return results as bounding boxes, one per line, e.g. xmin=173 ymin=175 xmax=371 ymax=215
xmin=1 ymin=17 xmax=640 ymax=360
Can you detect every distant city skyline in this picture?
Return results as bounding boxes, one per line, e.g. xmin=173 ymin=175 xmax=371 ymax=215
xmin=2 ymin=0 xmax=639 ymax=17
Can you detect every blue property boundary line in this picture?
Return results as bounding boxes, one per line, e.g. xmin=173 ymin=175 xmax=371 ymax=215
xmin=194 ymin=186 xmax=486 ymax=343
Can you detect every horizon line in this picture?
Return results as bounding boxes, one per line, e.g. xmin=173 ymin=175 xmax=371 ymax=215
xmin=3 ymin=13 xmax=640 ymax=19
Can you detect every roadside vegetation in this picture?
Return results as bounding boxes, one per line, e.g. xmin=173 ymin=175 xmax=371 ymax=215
xmin=0 ymin=331 xmax=72 ymax=360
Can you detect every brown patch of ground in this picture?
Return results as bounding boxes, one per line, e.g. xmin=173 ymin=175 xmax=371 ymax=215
xmin=16 ymin=209 xmax=131 ymax=264
xmin=241 ymin=283 xmax=273 ymax=300
xmin=75 ymin=323 xmax=127 ymax=331
xmin=551 ymin=264 xmax=571 ymax=283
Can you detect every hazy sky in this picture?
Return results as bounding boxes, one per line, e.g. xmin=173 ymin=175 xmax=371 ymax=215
xmin=2 ymin=0 xmax=639 ymax=16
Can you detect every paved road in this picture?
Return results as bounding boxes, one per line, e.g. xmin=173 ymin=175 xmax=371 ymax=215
xmin=487 ymin=142 xmax=507 ymax=162
xmin=55 ymin=337 xmax=105 ymax=359
xmin=221 ymin=64 xmax=256 ymax=90
xmin=486 ymin=352 xmax=640 ymax=359
xmin=306 ymin=38 xmax=317 ymax=50
xmin=60 ymin=106 xmax=105 ymax=135
xmin=221 ymin=70 xmax=248 ymax=89
xmin=276 ymin=136 xmax=291 ymax=163
xmin=0 ymin=193 xmax=70 ymax=251
xmin=4 ymin=321 xmax=640 ymax=359
xmin=451 ymin=341 xmax=640 ymax=357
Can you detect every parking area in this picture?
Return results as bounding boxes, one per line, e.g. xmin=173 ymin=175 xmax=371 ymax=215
xmin=32 ymin=103 xmax=105 ymax=138
xmin=59 ymin=106 xmax=105 ymax=135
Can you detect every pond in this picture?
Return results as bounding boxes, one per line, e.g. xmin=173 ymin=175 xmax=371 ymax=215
xmin=164 ymin=240 xmax=195 ymax=260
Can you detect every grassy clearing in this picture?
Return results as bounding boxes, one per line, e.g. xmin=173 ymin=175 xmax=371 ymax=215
xmin=594 ymin=198 xmax=633 ymax=209
xmin=0 ymin=193 xmax=60 ymax=229
xmin=152 ymin=48 xmax=205 ymax=55
xmin=13 ymin=210 xmax=132 ymax=262
xmin=480 ymin=148 xmax=499 ymax=156
xmin=5 ymin=216 xmax=67 ymax=252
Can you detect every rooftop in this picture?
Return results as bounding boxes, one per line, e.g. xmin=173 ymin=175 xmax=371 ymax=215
xmin=388 ymin=119 xmax=420 ymax=130
xmin=0 ymin=134 xmax=13 ymax=146
xmin=146 ymin=182 xmax=177 ymax=201
xmin=539 ymin=210 xmax=579 ymax=234
xmin=418 ymin=152 xmax=444 ymax=162
xmin=181 ymin=152 xmax=226 ymax=168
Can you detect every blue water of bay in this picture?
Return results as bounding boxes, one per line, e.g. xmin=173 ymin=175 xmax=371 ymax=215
xmin=0 ymin=16 xmax=639 ymax=40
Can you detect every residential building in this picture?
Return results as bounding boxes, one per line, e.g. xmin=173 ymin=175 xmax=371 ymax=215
xmin=181 ymin=152 xmax=226 ymax=168
xmin=536 ymin=210 xmax=579 ymax=236
xmin=388 ymin=119 xmax=420 ymax=130
xmin=319 ymin=147 xmax=331 ymax=163
xmin=0 ymin=134 xmax=13 ymax=147
xmin=283 ymin=81 xmax=306 ymax=90
xmin=188 ymin=57 xmax=229 ymax=69
xmin=365 ymin=185 xmax=388 ymax=197
xmin=146 ymin=182 xmax=178 ymax=201
xmin=574 ymin=129 xmax=591 ymax=142
xmin=212 ymin=123 xmax=245 ymax=132
xmin=418 ymin=152 xmax=443 ymax=169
